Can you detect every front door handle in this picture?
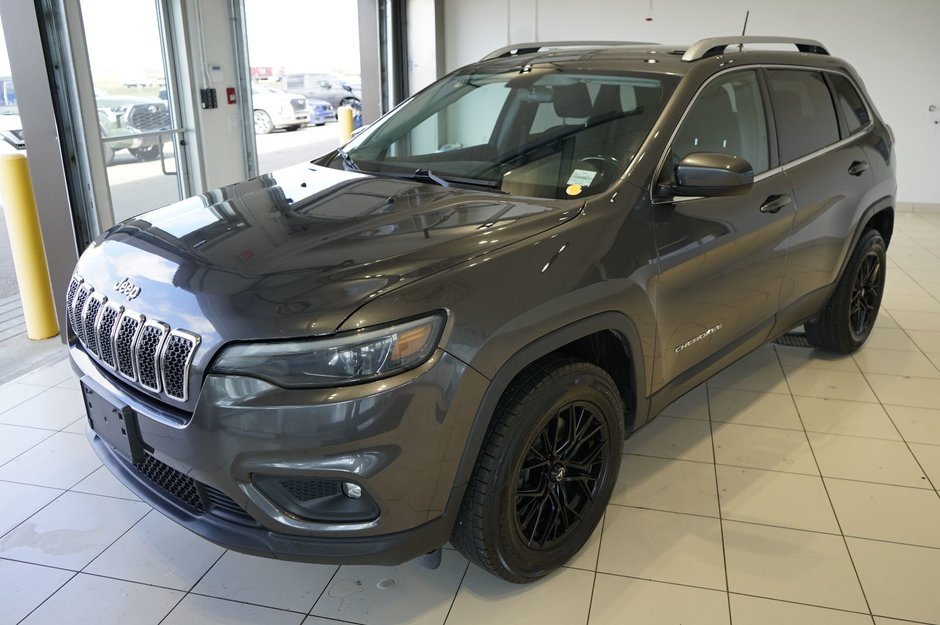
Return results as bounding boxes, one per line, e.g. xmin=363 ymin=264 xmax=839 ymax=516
xmin=848 ymin=160 xmax=870 ymax=176
xmin=759 ymin=194 xmax=791 ymax=214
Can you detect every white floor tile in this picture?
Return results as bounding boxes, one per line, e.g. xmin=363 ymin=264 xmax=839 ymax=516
xmin=660 ymin=384 xmax=709 ymax=420
xmin=909 ymin=443 xmax=940 ymax=489
xmin=0 ymin=423 xmax=54 ymax=466
xmin=784 ymin=368 xmax=879 ymax=403
xmin=729 ymin=594 xmax=873 ymax=625
xmin=856 ymin=328 xmax=919 ymax=352
xmin=85 ymin=511 xmax=225 ymax=591
xmin=854 ymin=347 xmax=940 ymax=378
xmin=446 ymin=565 xmax=593 ymax=625
xmin=310 ymin=549 xmax=467 ymax=625
xmin=907 ymin=330 xmax=940 ymax=354
xmin=588 ymin=574 xmax=730 ymax=625
xmin=826 ymin=478 xmax=940 ymax=548
xmin=611 ymin=454 xmax=719 ymax=517
xmin=19 ymin=573 xmax=182 ymax=625
xmin=0 ymin=491 xmax=149 ymax=570
xmin=867 ymin=373 xmax=940 ymax=410
xmin=597 ymin=506 xmax=725 ymax=590
xmin=62 ymin=417 xmax=88 ymax=434
xmin=622 ymin=416 xmax=714 ymax=463
xmin=717 ymin=466 xmax=839 ymax=533
xmin=795 ymin=396 xmax=901 ymax=440
xmin=193 ymin=550 xmax=337 ymax=613
xmin=848 ymin=537 xmax=940 ymax=623
xmin=706 ymin=358 xmax=789 ymax=395
xmin=0 ymin=559 xmax=73 ymax=625
xmin=0 ymin=387 xmax=85 ymax=431
xmin=808 ymin=432 xmax=929 ymax=488
xmin=161 ymin=594 xmax=304 ymax=625
xmin=16 ymin=359 xmax=74 ymax=388
xmin=775 ymin=345 xmax=858 ymax=372
xmin=885 ymin=406 xmax=940 ymax=445
xmin=0 ymin=382 xmax=45 ymax=415
xmin=712 ymin=423 xmax=818 ymax=475
xmin=0 ymin=432 xmax=100 ymax=489
xmin=708 ymin=388 xmax=802 ymax=430
xmin=723 ymin=521 xmax=867 ymax=612
xmin=0 ymin=481 xmax=61 ymax=536
xmin=70 ymin=466 xmax=139 ymax=500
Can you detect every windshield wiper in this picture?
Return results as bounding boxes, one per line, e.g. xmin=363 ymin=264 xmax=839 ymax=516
xmin=397 ymin=169 xmax=506 ymax=193
xmin=337 ymin=147 xmax=361 ymax=172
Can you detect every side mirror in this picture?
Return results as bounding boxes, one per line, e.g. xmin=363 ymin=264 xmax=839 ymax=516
xmin=667 ymin=152 xmax=754 ymax=197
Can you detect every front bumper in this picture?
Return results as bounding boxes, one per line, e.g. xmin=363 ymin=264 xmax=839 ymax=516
xmin=71 ymin=344 xmax=489 ymax=564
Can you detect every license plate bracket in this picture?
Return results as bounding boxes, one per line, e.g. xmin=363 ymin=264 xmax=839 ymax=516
xmin=82 ymin=380 xmax=145 ymax=464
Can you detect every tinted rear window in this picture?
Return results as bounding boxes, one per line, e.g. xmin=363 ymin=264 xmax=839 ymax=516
xmin=768 ymin=70 xmax=840 ymax=163
xmin=829 ymin=74 xmax=870 ymax=135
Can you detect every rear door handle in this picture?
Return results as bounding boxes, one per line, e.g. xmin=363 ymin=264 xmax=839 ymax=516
xmin=759 ymin=194 xmax=791 ymax=214
xmin=848 ymin=160 xmax=869 ymax=176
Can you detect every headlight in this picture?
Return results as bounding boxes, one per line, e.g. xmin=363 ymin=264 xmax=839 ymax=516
xmin=210 ymin=314 xmax=445 ymax=388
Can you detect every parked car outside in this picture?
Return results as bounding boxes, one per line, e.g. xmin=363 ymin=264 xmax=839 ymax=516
xmin=308 ymin=98 xmax=336 ymax=126
xmin=68 ymin=37 xmax=895 ymax=583
xmin=95 ymin=92 xmax=171 ymax=162
xmin=0 ymin=109 xmax=25 ymax=154
xmin=251 ymin=85 xmax=308 ymax=134
xmin=277 ymin=72 xmax=361 ymax=110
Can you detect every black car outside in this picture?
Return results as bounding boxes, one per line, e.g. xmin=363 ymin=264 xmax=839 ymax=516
xmin=68 ymin=37 xmax=895 ymax=582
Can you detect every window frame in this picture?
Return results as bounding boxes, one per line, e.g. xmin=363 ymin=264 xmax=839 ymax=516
xmin=823 ymin=72 xmax=873 ymax=139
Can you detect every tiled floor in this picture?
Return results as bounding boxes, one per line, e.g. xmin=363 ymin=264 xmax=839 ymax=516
xmin=2 ymin=212 xmax=940 ymax=625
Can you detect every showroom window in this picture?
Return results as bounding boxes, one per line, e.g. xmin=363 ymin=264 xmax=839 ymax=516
xmin=672 ymin=70 xmax=770 ymax=174
xmin=767 ymin=69 xmax=840 ymax=163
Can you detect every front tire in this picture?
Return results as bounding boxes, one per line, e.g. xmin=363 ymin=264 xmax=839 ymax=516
xmin=253 ymin=110 xmax=274 ymax=134
xmin=805 ymin=229 xmax=886 ymax=353
xmin=129 ymin=145 xmax=161 ymax=161
xmin=451 ymin=357 xmax=624 ymax=583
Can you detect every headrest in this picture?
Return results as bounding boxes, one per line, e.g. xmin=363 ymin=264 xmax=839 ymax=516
xmin=552 ymin=83 xmax=593 ymax=118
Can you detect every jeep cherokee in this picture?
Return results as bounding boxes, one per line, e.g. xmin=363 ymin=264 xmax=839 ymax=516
xmin=68 ymin=36 xmax=895 ymax=583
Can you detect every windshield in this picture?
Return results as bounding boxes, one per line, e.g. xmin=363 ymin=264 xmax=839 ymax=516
xmin=336 ymin=66 xmax=677 ymax=199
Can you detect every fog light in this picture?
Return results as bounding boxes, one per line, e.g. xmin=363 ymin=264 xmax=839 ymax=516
xmin=343 ymin=482 xmax=362 ymax=499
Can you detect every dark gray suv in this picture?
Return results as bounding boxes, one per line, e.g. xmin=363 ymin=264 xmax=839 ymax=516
xmin=68 ymin=37 xmax=895 ymax=583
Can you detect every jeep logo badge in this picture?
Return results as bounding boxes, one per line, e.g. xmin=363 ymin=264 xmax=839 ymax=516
xmin=114 ymin=277 xmax=141 ymax=300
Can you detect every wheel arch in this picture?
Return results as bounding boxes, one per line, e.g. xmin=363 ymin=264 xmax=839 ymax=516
xmin=443 ymin=312 xmax=649 ymax=525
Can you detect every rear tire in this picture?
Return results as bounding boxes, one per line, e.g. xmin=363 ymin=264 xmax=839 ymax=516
xmin=451 ymin=357 xmax=623 ymax=583
xmin=805 ymin=229 xmax=886 ymax=353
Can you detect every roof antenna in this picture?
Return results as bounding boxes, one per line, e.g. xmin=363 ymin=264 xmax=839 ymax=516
xmin=739 ymin=10 xmax=750 ymax=51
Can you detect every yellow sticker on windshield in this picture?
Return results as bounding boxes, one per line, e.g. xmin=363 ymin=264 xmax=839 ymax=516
xmin=566 ymin=184 xmax=582 ymax=196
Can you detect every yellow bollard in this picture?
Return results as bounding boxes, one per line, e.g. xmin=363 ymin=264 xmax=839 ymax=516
xmin=0 ymin=154 xmax=59 ymax=340
xmin=338 ymin=105 xmax=354 ymax=145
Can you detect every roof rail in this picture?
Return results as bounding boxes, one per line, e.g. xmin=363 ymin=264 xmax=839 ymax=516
xmin=481 ymin=41 xmax=657 ymax=62
xmin=681 ymin=36 xmax=829 ymax=62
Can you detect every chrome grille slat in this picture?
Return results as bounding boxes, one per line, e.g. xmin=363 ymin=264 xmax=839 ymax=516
xmin=115 ymin=312 xmax=144 ymax=381
xmin=160 ymin=331 xmax=200 ymax=401
xmin=134 ymin=320 xmax=169 ymax=393
xmin=66 ymin=278 xmax=200 ymax=403
xmin=83 ymin=293 xmax=106 ymax=356
xmin=97 ymin=302 xmax=124 ymax=368
xmin=72 ymin=284 xmax=93 ymax=345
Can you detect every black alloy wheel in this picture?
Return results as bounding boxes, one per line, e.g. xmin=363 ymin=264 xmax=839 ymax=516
xmin=805 ymin=228 xmax=886 ymax=353
xmin=452 ymin=357 xmax=623 ymax=583
xmin=849 ymin=250 xmax=882 ymax=340
xmin=513 ymin=401 xmax=606 ymax=549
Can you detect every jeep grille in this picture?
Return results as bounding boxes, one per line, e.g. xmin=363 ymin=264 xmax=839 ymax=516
xmin=67 ymin=275 xmax=200 ymax=402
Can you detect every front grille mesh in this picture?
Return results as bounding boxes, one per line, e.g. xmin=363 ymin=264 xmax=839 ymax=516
xmin=67 ymin=275 xmax=200 ymax=403
xmin=280 ymin=479 xmax=341 ymax=502
xmin=136 ymin=453 xmax=204 ymax=511
xmin=127 ymin=103 xmax=170 ymax=131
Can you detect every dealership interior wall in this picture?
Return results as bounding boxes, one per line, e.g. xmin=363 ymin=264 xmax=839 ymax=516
xmin=1 ymin=1 xmax=940 ymax=624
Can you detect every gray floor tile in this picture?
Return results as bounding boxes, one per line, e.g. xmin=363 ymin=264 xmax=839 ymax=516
xmin=0 ymin=387 xmax=85 ymax=430
xmin=0 ymin=491 xmax=149 ymax=570
xmin=19 ymin=573 xmax=182 ymax=625
xmin=0 ymin=559 xmax=73 ymax=625
xmin=0 ymin=432 xmax=100 ymax=489
xmin=161 ymin=594 xmax=304 ymax=625
xmin=0 ymin=423 xmax=54 ymax=466
xmin=70 ymin=466 xmax=139 ymax=500
xmin=588 ymin=574 xmax=730 ymax=625
xmin=0 ymin=481 xmax=62 ymax=536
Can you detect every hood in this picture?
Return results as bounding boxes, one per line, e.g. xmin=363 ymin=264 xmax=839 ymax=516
xmin=75 ymin=163 xmax=580 ymax=351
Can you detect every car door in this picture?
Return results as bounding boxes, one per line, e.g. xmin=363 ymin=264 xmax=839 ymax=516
xmin=767 ymin=69 xmax=875 ymax=314
xmin=651 ymin=69 xmax=795 ymax=388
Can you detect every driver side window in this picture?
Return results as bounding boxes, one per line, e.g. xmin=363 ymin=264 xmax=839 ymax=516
xmin=673 ymin=70 xmax=769 ymax=174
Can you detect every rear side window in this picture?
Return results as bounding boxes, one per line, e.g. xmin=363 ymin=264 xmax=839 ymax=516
xmin=829 ymin=74 xmax=870 ymax=134
xmin=768 ymin=70 xmax=840 ymax=163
